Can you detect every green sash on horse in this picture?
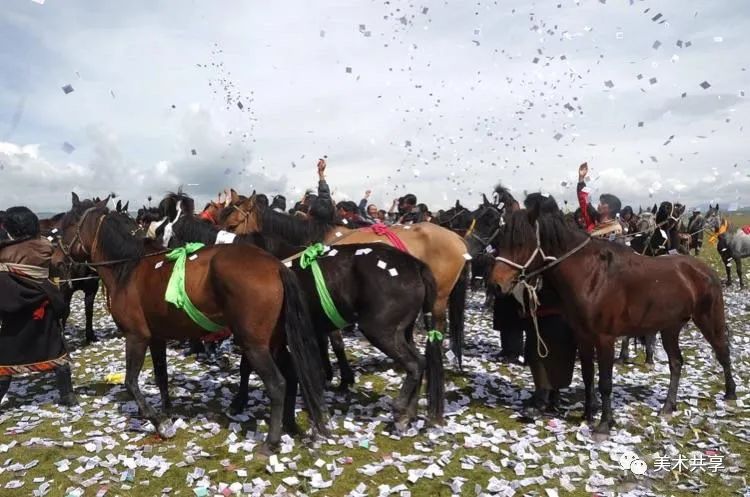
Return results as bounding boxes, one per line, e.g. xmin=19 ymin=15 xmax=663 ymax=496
xmin=164 ymin=243 xmax=223 ymax=332
xmin=299 ymin=243 xmax=349 ymax=329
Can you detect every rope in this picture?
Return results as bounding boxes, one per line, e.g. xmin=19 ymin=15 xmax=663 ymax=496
xmin=299 ymin=243 xmax=349 ymax=329
xmin=494 ymin=222 xmax=591 ymax=359
xmin=364 ymin=223 xmax=410 ymax=253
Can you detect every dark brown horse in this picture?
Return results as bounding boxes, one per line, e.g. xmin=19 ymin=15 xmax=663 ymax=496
xmin=59 ymin=195 xmax=327 ymax=452
xmin=491 ymin=203 xmax=736 ymax=439
xmin=216 ymin=192 xmax=469 ymax=367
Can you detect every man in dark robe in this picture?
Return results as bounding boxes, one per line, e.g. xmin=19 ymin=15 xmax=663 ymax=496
xmin=0 ymin=206 xmax=77 ymax=407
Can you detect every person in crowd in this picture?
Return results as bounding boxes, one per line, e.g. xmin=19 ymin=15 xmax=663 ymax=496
xmin=620 ymin=205 xmax=638 ymax=234
xmin=576 ymin=162 xmax=622 ymax=239
xmin=270 ymin=195 xmax=287 ymax=213
xmin=357 ymin=190 xmax=379 ymax=223
xmin=0 ymin=206 xmax=77 ymax=407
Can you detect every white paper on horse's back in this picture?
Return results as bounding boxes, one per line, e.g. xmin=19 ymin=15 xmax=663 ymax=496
xmin=355 ymin=248 xmax=372 ymax=255
xmin=335 ymin=231 xmax=343 ymax=237
xmin=188 ymin=254 xmax=198 ymax=261
xmin=389 ymin=268 xmax=398 ymax=277
xmin=215 ymin=231 xmax=236 ymax=244
xmin=463 ymin=253 xmax=472 ymax=260
xmin=154 ymin=261 xmax=164 ymax=269
xmin=377 ymin=260 xmax=387 ymax=269
xmin=284 ymin=261 xmax=293 ymax=268
xmin=328 ymin=249 xmax=338 ymax=257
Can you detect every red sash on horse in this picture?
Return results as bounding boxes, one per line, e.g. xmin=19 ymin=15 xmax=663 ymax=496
xmin=361 ymin=223 xmax=410 ymax=253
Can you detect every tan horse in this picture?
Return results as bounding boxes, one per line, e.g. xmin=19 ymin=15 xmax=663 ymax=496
xmin=214 ymin=192 xmax=470 ymax=366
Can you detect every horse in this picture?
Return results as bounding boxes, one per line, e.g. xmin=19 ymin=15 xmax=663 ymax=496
xmin=40 ymin=205 xmax=110 ymax=344
xmin=656 ymin=201 xmax=687 ymax=255
xmin=490 ymin=202 xmax=736 ymax=439
xmin=58 ymin=195 xmax=327 ymax=453
xmin=151 ymin=192 xmax=445 ymax=425
xmin=216 ymin=191 xmax=469 ymax=368
xmin=705 ymin=204 xmax=750 ymax=288
xmin=686 ymin=210 xmax=706 ymax=256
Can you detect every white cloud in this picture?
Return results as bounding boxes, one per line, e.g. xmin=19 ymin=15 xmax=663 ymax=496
xmin=0 ymin=0 xmax=748 ymax=212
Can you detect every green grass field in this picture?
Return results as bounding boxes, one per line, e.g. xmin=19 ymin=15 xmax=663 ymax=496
xmin=0 ymin=217 xmax=748 ymax=497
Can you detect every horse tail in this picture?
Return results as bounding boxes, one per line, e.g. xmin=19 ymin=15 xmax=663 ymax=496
xmin=448 ymin=262 xmax=469 ymax=369
xmin=419 ymin=261 xmax=444 ymax=422
xmin=279 ymin=267 xmax=329 ymax=436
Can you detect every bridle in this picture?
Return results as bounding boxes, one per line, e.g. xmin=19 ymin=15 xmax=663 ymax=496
xmin=493 ymin=220 xmax=591 ymax=359
xmin=224 ymin=201 xmax=257 ymax=233
xmin=466 ymin=204 xmax=505 ymax=248
xmin=436 ymin=207 xmax=469 ymax=228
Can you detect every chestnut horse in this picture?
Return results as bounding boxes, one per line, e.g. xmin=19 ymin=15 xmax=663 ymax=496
xmin=491 ymin=203 xmax=736 ymax=439
xmin=59 ymin=196 xmax=327 ymax=452
xmin=216 ymin=192 xmax=469 ymax=367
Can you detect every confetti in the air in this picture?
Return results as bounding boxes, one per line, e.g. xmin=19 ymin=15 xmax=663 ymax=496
xmin=61 ymin=84 xmax=74 ymax=94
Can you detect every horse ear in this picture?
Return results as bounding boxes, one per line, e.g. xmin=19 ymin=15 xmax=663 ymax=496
xmin=652 ymin=204 xmax=657 ymax=214
xmin=715 ymin=204 xmax=719 ymax=211
xmin=123 ymin=201 xmax=129 ymax=212
xmin=482 ymin=193 xmax=490 ymax=206
xmin=638 ymin=206 xmax=643 ymax=215
xmin=116 ymin=200 xmax=122 ymax=212
xmin=72 ymin=192 xmax=80 ymax=207
xmin=230 ymin=189 xmax=240 ymax=204
xmin=455 ymin=199 xmax=460 ymax=209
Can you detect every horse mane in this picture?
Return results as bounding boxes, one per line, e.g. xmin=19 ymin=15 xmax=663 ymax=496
xmin=494 ymin=184 xmax=518 ymax=210
xmin=502 ymin=209 xmax=588 ymax=256
xmin=160 ymin=191 xmax=196 ymax=220
xmin=97 ymin=212 xmax=145 ymax=286
xmin=260 ymin=205 xmax=331 ymax=244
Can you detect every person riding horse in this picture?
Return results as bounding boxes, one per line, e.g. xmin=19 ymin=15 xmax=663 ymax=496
xmin=0 ymin=206 xmax=78 ymax=407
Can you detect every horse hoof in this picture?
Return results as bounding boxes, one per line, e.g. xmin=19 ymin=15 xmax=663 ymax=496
xmin=335 ymin=382 xmax=353 ymax=393
xmin=521 ymin=406 xmax=543 ymax=421
xmin=284 ymin=423 xmax=302 ymax=437
xmin=724 ymin=392 xmax=737 ymax=401
xmin=157 ymin=420 xmax=176 ymax=439
xmin=59 ymin=393 xmax=79 ymax=407
xmin=592 ymin=424 xmax=610 ymax=442
xmin=229 ymin=401 xmax=245 ymax=416
xmin=257 ymin=443 xmax=277 ymax=459
xmin=86 ymin=336 xmax=99 ymax=344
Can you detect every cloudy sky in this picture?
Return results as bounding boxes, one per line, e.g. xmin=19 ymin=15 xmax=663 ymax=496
xmin=1 ymin=0 xmax=748 ymax=213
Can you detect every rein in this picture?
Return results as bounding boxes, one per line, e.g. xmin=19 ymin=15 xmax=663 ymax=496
xmin=494 ymin=222 xmax=591 ymax=358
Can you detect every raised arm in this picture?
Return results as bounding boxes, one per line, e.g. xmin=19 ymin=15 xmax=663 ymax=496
xmin=576 ymin=162 xmax=594 ymax=232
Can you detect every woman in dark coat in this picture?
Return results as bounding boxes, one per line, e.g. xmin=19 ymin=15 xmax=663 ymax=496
xmin=0 ymin=206 xmax=77 ymax=407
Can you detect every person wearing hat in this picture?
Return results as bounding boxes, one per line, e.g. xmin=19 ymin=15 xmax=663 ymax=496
xmin=576 ymin=162 xmax=623 ymax=239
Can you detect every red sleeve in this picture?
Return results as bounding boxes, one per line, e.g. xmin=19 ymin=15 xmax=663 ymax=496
xmin=577 ymin=181 xmax=594 ymax=232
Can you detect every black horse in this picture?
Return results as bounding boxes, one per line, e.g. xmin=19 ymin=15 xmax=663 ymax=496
xmin=152 ymin=192 xmax=445 ymax=426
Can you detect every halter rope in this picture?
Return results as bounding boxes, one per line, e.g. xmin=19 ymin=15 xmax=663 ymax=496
xmin=494 ymin=221 xmax=591 ymax=358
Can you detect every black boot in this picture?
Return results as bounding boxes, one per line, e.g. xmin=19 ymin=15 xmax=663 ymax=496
xmin=0 ymin=376 xmax=12 ymax=406
xmin=55 ymin=364 xmax=78 ymax=406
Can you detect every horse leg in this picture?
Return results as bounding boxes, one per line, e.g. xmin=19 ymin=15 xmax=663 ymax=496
xmin=736 ymin=257 xmax=744 ymax=289
xmin=61 ymin=286 xmax=73 ymax=333
xmin=359 ymin=322 xmax=425 ymax=431
xmin=318 ymin=334 xmax=334 ymax=384
xmin=723 ymin=255 xmax=732 ymax=286
xmin=615 ymin=337 xmax=630 ymax=364
xmin=692 ymin=301 xmax=737 ymax=401
xmin=230 ymin=354 xmax=251 ymax=415
xmin=150 ymin=339 xmax=171 ymax=411
xmin=0 ymin=376 xmax=12 ymax=406
xmin=124 ymin=337 xmax=173 ymax=438
xmin=275 ymin=346 xmax=301 ymax=436
xmin=84 ymin=287 xmax=98 ymax=343
xmin=579 ymin=343 xmax=596 ymax=424
xmin=644 ymin=334 xmax=656 ymax=365
xmin=242 ymin=347 xmax=286 ymax=454
xmin=659 ymin=328 xmax=684 ymax=415
xmin=593 ymin=337 xmax=616 ymax=439
xmin=331 ymin=328 xmax=355 ymax=389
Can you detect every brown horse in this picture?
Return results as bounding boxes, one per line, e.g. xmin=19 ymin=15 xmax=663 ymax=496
xmin=491 ymin=203 xmax=736 ymax=439
xmin=216 ymin=192 xmax=470 ymax=366
xmin=59 ymin=195 xmax=327 ymax=452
